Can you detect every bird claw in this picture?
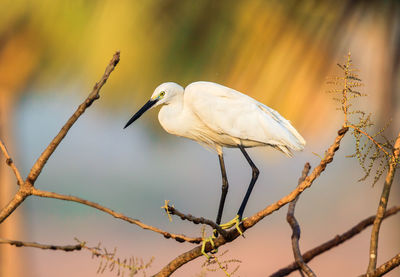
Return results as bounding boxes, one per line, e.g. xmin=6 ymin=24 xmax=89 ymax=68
xmin=201 ymin=234 xmax=217 ymax=259
xmin=219 ymin=215 xmax=246 ymax=236
xmin=161 ymin=200 xmax=173 ymax=222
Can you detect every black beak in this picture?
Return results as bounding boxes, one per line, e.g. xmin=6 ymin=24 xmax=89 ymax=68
xmin=124 ymin=99 xmax=158 ymax=129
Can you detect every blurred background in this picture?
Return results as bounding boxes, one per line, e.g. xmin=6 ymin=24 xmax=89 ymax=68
xmin=0 ymin=0 xmax=399 ymax=276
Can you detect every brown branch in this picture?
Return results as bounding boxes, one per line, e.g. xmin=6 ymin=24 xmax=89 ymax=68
xmin=164 ymin=205 xmax=228 ymax=238
xmin=0 ymin=52 xmax=202 ymax=247
xmin=153 ymin=127 xmax=348 ymax=277
xmin=286 ymin=163 xmax=315 ymax=277
xmin=31 ymin=188 xmax=202 ymax=244
xmin=367 ymin=133 xmax=400 ymax=274
xmin=26 ymin=51 xmax=120 ymax=185
xmin=0 ymin=186 xmax=31 ymax=223
xmin=0 ymin=238 xmax=83 ymax=251
xmin=360 ymin=252 xmax=400 ymax=277
xmin=0 ymin=139 xmax=24 ymax=186
xmin=0 ymin=52 xmax=120 ymax=224
xmin=271 ymin=205 xmax=400 ymax=277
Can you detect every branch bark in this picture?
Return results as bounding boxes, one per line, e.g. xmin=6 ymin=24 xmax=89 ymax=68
xmin=367 ymin=133 xmax=400 ymax=274
xmin=0 ymin=139 xmax=23 ymax=186
xmin=153 ymin=127 xmax=348 ymax=277
xmin=0 ymin=52 xmax=202 ymax=246
xmin=0 ymin=238 xmax=83 ymax=251
xmin=286 ymin=163 xmax=315 ymax=277
xmin=0 ymin=51 xmax=120 ymax=224
xmin=360 ymin=252 xmax=400 ymax=277
xmin=26 ymin=51 xmax=120 ymax=185
xmin=163 ymin=204 xmax=228 ymax=238
xmin=271 ymin=205 xmax=400 ymax=277
xmin=31 ymin=188 xmax=201 ymax=244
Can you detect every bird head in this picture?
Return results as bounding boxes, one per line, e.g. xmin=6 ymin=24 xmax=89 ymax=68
xmin=124 ymin=82 xmax=183 ymax=129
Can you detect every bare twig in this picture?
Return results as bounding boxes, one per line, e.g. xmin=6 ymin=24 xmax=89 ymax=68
xmin=0 ymin=52 xmax=120 ymax=224
xmin=0 ymin=238 xmax=83 ymax=251
xmin=26 ymin=51 xmax=120 ymax=185
xmin=286 ymin=163 xmax=315 ymax=277
xmin=31 ymin=188 xmax=202 ymax=244
xmin=367 ymin=133 xmax=400 ymax=274
xmin=271 ymin=205 xmax=400 ymax=277
xmin=154 ymin=127 xmax=348 ymax=277
xmin=0 ymin=186 xmax=31 ymax=223
xmin=0 ymin=139 xmax=24 ymax=186
xmin=360 ymin=252 xmax=400 ymax=277
xmin=0 ymin=52 xmax=203 ymax=246
xmin=163 ymin=205 xmax=228 ymax=238
xmin=243 ymin=127 xmax=348 ymax=230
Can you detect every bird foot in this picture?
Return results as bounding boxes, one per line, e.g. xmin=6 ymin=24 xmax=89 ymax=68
xmin=161 ymin=200 xmax=173 ymax=222
xmin=219 ymin=215 xmax=246 ymax=236
xmin=201 ymin=234 xmax=218 ymax=259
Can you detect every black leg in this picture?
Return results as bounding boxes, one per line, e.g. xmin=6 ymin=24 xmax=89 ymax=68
xmin=237 ymin=145 xmax=259 ymax=221
xmin=216 ymin=153 xmax=229 ymax=225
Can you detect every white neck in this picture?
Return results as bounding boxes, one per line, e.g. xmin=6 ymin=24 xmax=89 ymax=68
xmin=158 ymin=93 xmax=185 ymax=136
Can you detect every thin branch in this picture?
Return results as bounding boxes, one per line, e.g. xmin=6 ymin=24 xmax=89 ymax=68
xmin=163 ymin=205 xmax=228 ymax=238
xmin=0 ymin=139 xmax=24 ymax=186
xmin=286 ymin=163 xmax=315 ymax=277
xmin=271 ymin=205 xmax=400 ymax=277
xmin=0 ymin=238 xmax=83 ymax=251
xmin=0 ymin=186 xmax=31 ymax=223
xmin=0 ymin=52 xmax=121 ymax=224
xmin=360 ymin=252 xmax=400 ymax=277
xmin=367 ymin=133 xmax=400 ymax=274
xmin=243 ymin=127 xmax=348 ymax=230
xmin=153 ymin=127 xmax=348 ymax=277
xmin=26 ymin=51 xmax=120 ymax=185
xmin=31 ymin=188 xmax=201 ymax=244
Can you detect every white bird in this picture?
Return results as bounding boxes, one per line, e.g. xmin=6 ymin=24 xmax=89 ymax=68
xmin=124 ymin=81 xmax=305 ymax=227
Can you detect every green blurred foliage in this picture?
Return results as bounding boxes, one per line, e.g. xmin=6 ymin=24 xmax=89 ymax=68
xmin=0 ymin=0 xmax=399 ymax=132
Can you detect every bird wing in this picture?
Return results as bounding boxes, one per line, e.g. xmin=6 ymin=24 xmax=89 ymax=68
xmin=185 ymin=82 xmax=305 ymax=155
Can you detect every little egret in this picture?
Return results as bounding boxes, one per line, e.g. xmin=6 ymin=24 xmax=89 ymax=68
xmin=124 ymin=81 xmax=305 ymax=228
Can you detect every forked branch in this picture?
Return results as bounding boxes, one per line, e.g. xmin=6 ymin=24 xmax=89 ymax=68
xmin=271 ymin=205 xmax=400 ymax=277
xmin=360 ymin=252 xmax=400 ymax=277
xmin=0 ymin=52 xmax=202 ymax=246
xmin=26 ymin=51 xmax=121 ymax=185
xmin=154 ymin=127 xmax=348 ymax=276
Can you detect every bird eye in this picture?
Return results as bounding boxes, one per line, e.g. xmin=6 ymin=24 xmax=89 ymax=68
xmin=159 ymin=91 xmax=165 ymax=98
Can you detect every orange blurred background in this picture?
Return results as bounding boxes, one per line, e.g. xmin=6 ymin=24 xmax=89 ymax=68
xmin=0 ymin=1 xmax=399 ymax=276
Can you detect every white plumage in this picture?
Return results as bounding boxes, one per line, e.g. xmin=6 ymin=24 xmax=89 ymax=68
xmin=124 ymin=81 xmax=306 ymax=224
xmin=155 ymin=81 xmax=305 ymax=155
